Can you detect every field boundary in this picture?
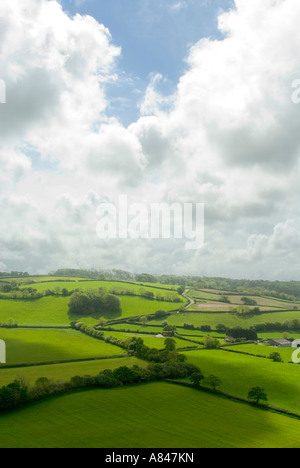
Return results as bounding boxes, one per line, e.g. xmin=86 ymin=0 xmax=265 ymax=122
xmin=0 ymin=354 xmax=129 ymax=370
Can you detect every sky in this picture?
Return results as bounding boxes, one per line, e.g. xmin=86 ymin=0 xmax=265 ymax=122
xmin=1 ymin=0 xmax=300 ymax=280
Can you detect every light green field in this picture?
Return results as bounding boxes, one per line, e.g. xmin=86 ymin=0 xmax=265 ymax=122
xmin=0 ymin=297 xmax=73 ymax=326
xmin=31 ymin=280 xmax=181 ymax=301
xmin=0 ymin=328 xmax=125 ymax=365
xmin=185 ymin=349 xmax=300 ymax=414
xmin=7 ymin=276 xmax=180 ymax=290
xmin=225 ymin=343 xmax=294 ymax=362
xmin=113 ymin=296 xmax=178 ymax=318
xmin=0 ymin=295 xmax=179 ymax=326
xmin=257 ymin=331 xmax=300 ymax=340
xmin=7 ymin=276 xmax=82 ymax=284
xmin=177 ymin=329 xmax=225 ymax=338
xmin=101 ymin=330 xmax=194 ymax=350
xmin=0 ymin=357 xmax=145 ymax=387
xmin=159 ymin=310 xmax=300 ymax=329
xmin=0 ymin=383 xmax=299 ymax=448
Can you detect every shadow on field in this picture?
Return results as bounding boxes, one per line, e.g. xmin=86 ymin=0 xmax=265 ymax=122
xmin=68 ymin=308 xmax=122 ymax=323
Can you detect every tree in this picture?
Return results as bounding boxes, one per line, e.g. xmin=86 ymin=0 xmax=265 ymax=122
xmin=190 ymin=371 xmax=204 ymax=388
xmin=241 ymin=297 xmax=257 ymax=306
xmin=269 ymin=352 xmax=283 ymax=363
xmin=247 ymin=387 xmax=268 ymax=404
xmin=164 ymin=338 xmax=176 ymax=351
xmin=68 ymin=292 xmax=91 ymax=315
xmin=113 ymin=366 xmax=137 ymax=385
xmin=203 ymin=375 xmax=221 ymax=391
xmin=204 ymin=336 xmax=220 ymax=349
xmin=68 ymin=291 xmax=121 ymax=317
xmin=227 ymin=327 xmax=258 ymax=341
xmin=140 ymin=316 xmax=148 ymax=326
xmin=103 ymin=293 xmax=122 ymax=315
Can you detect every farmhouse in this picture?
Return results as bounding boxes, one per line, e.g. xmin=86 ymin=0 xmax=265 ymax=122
xmin=265 ymin=339 xmax=291 ymax=348
xmin=223 ymin=337 xmax=235 ymax=343
xmin=292 ymin=339 xmax=300 ymax=348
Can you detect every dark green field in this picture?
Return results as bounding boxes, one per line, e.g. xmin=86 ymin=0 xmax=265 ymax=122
xmin=0 ymin=383 xmax=300 ymax=448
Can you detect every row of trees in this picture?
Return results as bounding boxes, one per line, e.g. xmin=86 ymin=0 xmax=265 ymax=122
xmin=251 ymin=320 xmax=300 ymax=332
xmin=106 ymin=286 xmax=182 ymax=303
xmin=189 ymin=371 xmax=268 ymax=404
xmin=0 ymin=361 xmax=201 ymax=412
xmin=73 ymin=322 xmax=188 ymax=364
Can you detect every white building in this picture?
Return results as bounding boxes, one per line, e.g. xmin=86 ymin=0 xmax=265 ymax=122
xmin=292 ymin=339 xmax=300 ymax=348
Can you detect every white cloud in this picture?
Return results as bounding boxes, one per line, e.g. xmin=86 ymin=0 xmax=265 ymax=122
xmin=1 ymin=0 xmax=300 ymax=279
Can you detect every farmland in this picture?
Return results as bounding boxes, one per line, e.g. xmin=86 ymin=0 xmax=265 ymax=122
xmin=1 ymin=274 xmax=300 ymax=448
xmin=0 ymin=357 xmax=145 ymax=387
xmin=0 ymin=383 xmax=300 ymax=448
xmin=185 ymin=349 xmax=300 ymax=414
xmin=0 ymin=294 xmax=180 ymax=326
xmin=0 ymin=328 xmax=127 ymax=365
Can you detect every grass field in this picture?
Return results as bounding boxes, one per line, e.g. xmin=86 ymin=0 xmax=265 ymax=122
xmin=158 ymin=310 xmax=300 ymax=329
xmin=0 ymin=328 xmax=126 ymax=365
xmin=0 ymin=295 xmax=179 ymax=326
xmin=185 ymin=349 xmax=300 ymax=414
xmin=31 ymin=280 xmax=181 ymax=301
xmin=224 ymin=343 xmax=295 ymax=362
xmin=101 ymin=330 xmax=196 ymax=349
xmin=257 ymin=331 xmax=300 ymax=340
xmin=0 ymin=357 xmax=145 ymax=387
xmin=0 ymin=383 xmax=300 ymax=448
xmin=2 ymin=276 xmax=300 ymax=448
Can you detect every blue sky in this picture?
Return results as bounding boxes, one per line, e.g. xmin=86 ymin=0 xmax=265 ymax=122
xmin=61 ymin=0 xmax=234 ymax=125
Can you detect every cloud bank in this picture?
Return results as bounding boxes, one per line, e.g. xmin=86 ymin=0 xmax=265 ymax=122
xmin=1 ymin=0 xmax=300 ymax=279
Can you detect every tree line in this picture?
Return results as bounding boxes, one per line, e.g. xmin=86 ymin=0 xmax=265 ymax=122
xmin=0 ymin=361 xmax=201 ymax=413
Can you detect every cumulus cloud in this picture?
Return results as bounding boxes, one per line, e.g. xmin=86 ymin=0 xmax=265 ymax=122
xmin=1 ymin=0 xmax=300 ymax=279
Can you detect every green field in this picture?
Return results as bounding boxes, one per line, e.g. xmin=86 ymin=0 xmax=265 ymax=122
xmin=2 ymin=276 xmax=300 ymax=448
xmin=0 ymin=357 xmax=145 ymax=387
xmin=225 ymin=343 xmax=295 ymax=362
xmin=0 ymin=328 xmax=125 ymax=365
xmin=0 ymin=383 xmax=299 ymax=448
xmin=101 ymin=330 xmax=197 ymax=349
xmin=31 ymin=279 xmax=181 ymax=301
xmin=185 ymin=349 xmax=300 ymax=414
xmin=158 ymin=310 xmax=300 ymax=329
xmin=0 ymin=295 xmax=179 ymax=326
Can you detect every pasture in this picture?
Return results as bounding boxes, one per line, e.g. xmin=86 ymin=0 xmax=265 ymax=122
xmin=158 ymin=309 xmax=300 ymax=329
xmin=185 ymin=349 xmax=300 ymax=413
xmin=0 ymin=295 xmax=179 ymax=326
xmin=30 ymin=280 xmax=181 ymax=302
xmin=0 ymin=383 xmax=299 ymax=448
xmin=0 ymin=328 xmax=126 ymax=365
xmin=101 ymin=330 xmax=196 ymax=349
xmin=0 ymin=356 xmax=145 ymax=387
